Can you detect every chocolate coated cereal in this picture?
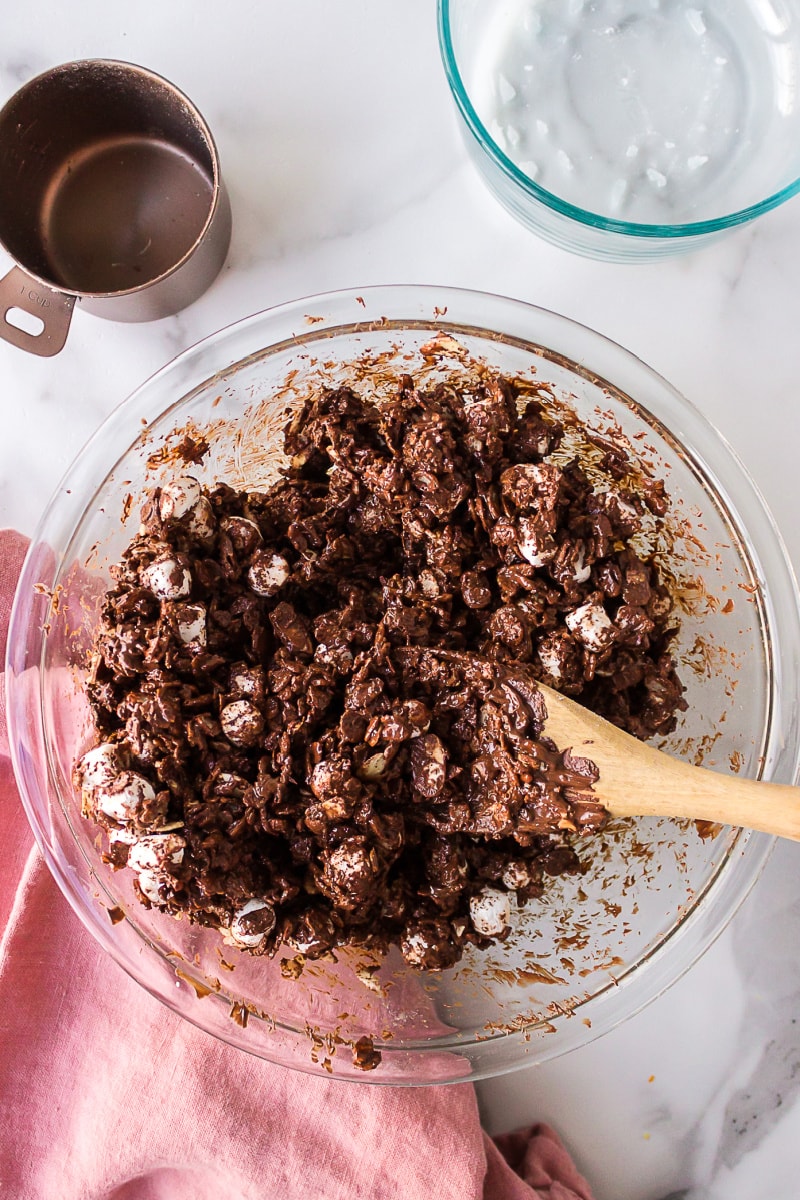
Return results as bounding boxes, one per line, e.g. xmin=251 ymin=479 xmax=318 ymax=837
xmin=76 ymin=372 xmax=685 ymax=971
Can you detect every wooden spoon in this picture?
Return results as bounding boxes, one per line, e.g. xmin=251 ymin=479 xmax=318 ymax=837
xmin=538 ymin=681 xmax=800 ymax=841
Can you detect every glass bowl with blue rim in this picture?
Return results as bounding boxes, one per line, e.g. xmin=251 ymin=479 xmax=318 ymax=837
xmin=438 ymin=0 xmax=800 ymax=261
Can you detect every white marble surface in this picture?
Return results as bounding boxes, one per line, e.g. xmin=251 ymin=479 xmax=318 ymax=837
xmin=2 ymin=3 xmax=800 ymax=1197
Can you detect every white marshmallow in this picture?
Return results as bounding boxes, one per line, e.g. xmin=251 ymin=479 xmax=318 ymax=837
xmin=536 ymin=642 xmax=564 ymax=683
xmin=572 ymin=546 xmax=591 ymax=585
xmin=186 ymin=496 xmax=216 ymax=542
xmin=517 ymin=518 xmax=554 ymax=567
xmin=221 ymin=516 xmax=262 ymax=550
xmin=220 ymin=699 xmax=264 ymax=745
xmin=141 ymin=558 xmax=192 ymax=600
xmin=158 ymin=475 xmax=202 ymax=521
xmin=402 ymin=700 xmax=430 ymax=737
xmin=247 ymin=552 xmax=290 ymax=597
xmin=400 ymin=931 xmax=432 ymax=968
xmin=229 ymin=666 xmax=262 ymax=697
xmin=176 ymin=603 xmax=207 ymax=645
xmin=228 ymin=899 xmax=277 ymax=949
xmin=565 ymin=602 xmax=615 ymax=652
xmin=501 ymin=861 xmax=534 ymax=890
xmin=76 ymin=743 xmax=120 ymax=791
xmin=96 ymin=771 xmax=156 ymax=823
xmin=519 ymin=462 xmax=553 ymax=486
xmin=128 ymin=832 xmax=186 ymax=873
xmin=315 ymin=643 xmax=353 ymax=669
xmin=328 ymin=842 xmax=372 ymax=882
xmin=137 ymin=869 xmax=172 ymax=905
xmin=501 ymin=462 xmax=559 ymax=503
xmin=469 ymin=887 xmax=511 ymax=937
xmin=108 ymin=827 xmax=137 ymax=849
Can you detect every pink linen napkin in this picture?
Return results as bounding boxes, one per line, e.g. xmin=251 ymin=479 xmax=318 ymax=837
xmin=0 ymin=530 xmax=594 ymax=1200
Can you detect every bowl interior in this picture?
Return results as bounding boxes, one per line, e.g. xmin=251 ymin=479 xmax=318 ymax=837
xmin=10 ymin=288 xmax=792 ymax=1083
xmin=441 ymin=0 xmax=800 ymax=234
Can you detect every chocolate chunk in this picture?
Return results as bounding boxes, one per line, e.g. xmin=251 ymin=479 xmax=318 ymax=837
xmin=352 ymin=1036 xmax=382 ymax=1071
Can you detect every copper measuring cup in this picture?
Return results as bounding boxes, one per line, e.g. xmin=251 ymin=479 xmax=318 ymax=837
xmin=0 ymin=60 xmax=231 ymax=357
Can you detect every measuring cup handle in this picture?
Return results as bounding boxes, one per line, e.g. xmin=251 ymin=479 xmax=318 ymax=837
xmin=0 ymin=266 xmax=75 ymax=357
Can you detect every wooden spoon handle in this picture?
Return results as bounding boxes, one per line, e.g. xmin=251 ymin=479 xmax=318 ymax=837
xmin=540 ymin=684 xmax=800 ymax=841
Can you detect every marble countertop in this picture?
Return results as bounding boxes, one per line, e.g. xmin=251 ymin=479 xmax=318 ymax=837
xmin=2 ymin=3 xmax=799 ymax=1197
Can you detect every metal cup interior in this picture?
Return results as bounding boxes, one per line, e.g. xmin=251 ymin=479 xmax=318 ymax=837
xmin=0 ymin=59 xmax=221 ymax=297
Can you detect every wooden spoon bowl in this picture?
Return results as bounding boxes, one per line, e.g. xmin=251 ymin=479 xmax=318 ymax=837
xmin=538 ymin=682 xmax=800 ymax=841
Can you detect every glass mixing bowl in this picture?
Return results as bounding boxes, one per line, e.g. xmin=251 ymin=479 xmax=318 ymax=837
xmin=7 ymin=285 xmax=800 ymax=1084
xmin=438 ymin=0 xmax=800 ymax=261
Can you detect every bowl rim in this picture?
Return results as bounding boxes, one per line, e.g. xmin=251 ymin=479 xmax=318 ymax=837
xmin=6 ymin=283 xmax=799 ymax=1082
xmin=437 ymin=0 xmax=800 ymax=240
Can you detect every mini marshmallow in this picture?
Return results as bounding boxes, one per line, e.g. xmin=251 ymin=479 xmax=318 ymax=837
xmin=158 ymin=475 xmax=201 ymax=521
xmin=469 ymin=886 xmax=511 ymax=937
xmin=248 ymin=551 xmax=290 ymax=597
xmin=141 ymin=558 xmax=192 ymax=600
xmin=410 ymin=734 xmax=447 ymax=798
xmin=221 ymin=516 xmax=262 ymax=553
xmin=137 ymin=869 xmax=172 ymax=905
xmin=328 ymin=842 xmax=373 ymax=883
xmin=228 ymin=899 xmax=277 ymax=948
xmin=229 ymin=665 xmax=263 ymax=697
xmin=185 ymin=496 xmax=216 ymax=542
xmin=518 ymin=462 xmax=552 ymax=486
xmin=76 ymin=743 xmax=120 ymax=791
xmin=127 ymin=832 xmax=186 ymax=873
xmin=220 ymin=699 xmax=264 ymax=745
xmin=517 ymin=517 xmax=555 ymax=567
xmin=536 ymin=642 xmax=564 ymax=683
xmin=572 ymin=546 xmax=591 ymax=585
xmin=400 ymin=931 xmax=431 ymax=968
xmin=319 ymin=796 xmax=350 ymax=821
xmin=402 ymin=699 xmax=431 ymax=737
xmin=564 ymin=601 xmax=615 ymax=652
xmin=108 ymin=828 xmax=137 ymax=848
xmin=501 ymin=860 xmax=535 ymax=890
xmin=500 ymin=462 xmax=560 ymax=505
xmin=175 ymin=603 xmax=207 ymax=645
xmin=95 ymin=771 xmax=156 ymax=823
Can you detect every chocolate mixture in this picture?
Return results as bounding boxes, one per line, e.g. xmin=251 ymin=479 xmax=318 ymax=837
xmin=76 ymin=372 xmax=685 ymax=972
